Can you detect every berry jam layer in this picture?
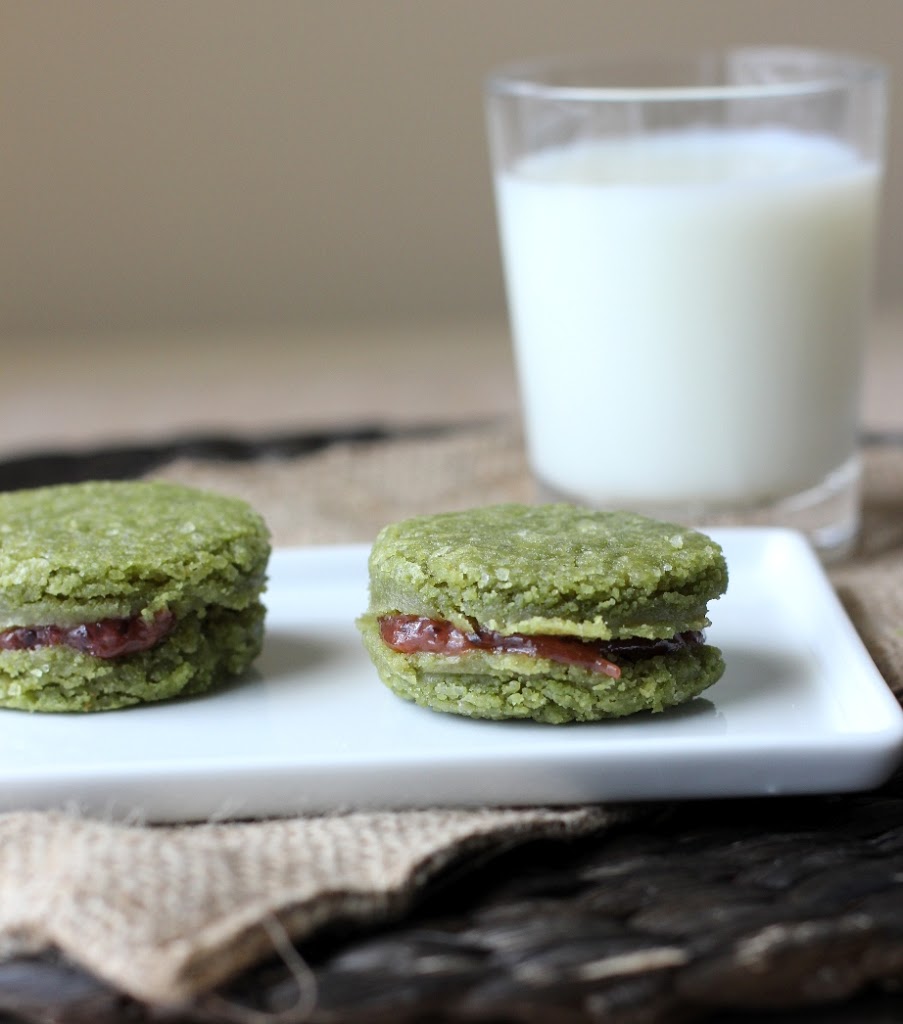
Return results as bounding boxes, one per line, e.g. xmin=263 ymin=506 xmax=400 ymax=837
xmin=379 ymin=615 xmax=704 ymax=681
xmin=0 ymin=610 xmax=176 ymax=659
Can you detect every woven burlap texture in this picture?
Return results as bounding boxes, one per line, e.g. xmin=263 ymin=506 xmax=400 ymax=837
xmin=1 ymin=421 xmax=901 ymax=1005
xmin=0 ymin=804 xmax=617 ymax=1004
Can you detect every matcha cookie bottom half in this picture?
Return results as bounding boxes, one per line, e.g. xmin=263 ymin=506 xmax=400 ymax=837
xmin=357 ymin=504 xmax=728 ymax=724
xmin=0 ymin=480 xmax=271 ymax=712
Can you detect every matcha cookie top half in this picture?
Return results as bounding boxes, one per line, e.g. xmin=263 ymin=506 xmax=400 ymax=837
xmin=0 ymin=480 xmax=270 ymax=629
xmin=366 ymin=503 xmax=728 ymax=641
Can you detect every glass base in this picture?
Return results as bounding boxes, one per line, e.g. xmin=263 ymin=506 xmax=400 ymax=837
xmin=534 ymin=455 xmax=861 ymax=564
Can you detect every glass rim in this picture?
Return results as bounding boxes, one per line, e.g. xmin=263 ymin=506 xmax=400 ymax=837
xmin=486 ymin=46 xmax=887 ymax=103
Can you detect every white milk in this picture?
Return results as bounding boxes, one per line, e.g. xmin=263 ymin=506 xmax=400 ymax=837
xmin=495 ymin=130 xmax=880 ymax=508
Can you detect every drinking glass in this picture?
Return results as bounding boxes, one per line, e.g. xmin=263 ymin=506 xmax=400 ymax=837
xmin=485 ymin=48 xmax=887 ymax=560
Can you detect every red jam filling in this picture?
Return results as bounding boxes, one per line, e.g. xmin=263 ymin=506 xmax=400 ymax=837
xmin=379 ymin=615 xmax=704 ymax=682
xmin=0 ymin=610 xmax=176 ymax=659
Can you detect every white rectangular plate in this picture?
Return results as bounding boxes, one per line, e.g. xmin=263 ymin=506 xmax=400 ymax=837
xmin=1 ymin=529 xmax=901 ymax=822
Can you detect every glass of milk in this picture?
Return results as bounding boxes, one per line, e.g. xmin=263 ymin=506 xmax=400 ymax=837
xmin=485 ymin=49 xmax=887 ymax=560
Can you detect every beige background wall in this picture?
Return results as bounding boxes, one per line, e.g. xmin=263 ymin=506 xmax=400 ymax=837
xmin=2 ymin=0 xmax=902 ymax=338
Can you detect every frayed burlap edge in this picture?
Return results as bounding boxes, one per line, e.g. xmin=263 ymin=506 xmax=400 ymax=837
xmin=0 ymin=804 xmax=628 ymax=1004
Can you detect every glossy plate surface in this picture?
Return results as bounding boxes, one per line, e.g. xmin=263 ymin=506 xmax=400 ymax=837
xmin=1 ymin=530 xmax=901 ymax=821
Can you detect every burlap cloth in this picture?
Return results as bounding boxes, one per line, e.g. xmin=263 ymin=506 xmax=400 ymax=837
xmin=2 ymin=420 xmax=902 ymax=1010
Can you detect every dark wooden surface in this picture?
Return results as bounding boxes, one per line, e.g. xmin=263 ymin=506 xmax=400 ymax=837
xmin=2 ymin=771 xmax=903 ymax=1023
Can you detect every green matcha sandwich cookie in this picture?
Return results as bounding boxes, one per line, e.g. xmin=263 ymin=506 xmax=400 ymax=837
xmin=357 ymin=504 xmax=728 ymax=724
xmin=0 ymin=480 xmax=270 ymax=712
